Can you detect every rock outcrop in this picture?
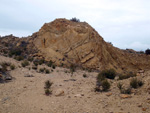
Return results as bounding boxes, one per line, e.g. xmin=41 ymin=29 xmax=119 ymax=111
xmin=32 ymin=18 xmax=150 ymax=72
xmin=1 ymin=18 xmax=150 ymax=72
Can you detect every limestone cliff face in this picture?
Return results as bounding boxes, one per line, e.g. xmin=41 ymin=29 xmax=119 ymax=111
xmin=33 ymin=18 xmax=150 ymax=72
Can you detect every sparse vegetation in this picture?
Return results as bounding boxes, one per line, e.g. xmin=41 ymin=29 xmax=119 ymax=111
xmin=138 ymin=80 xmax=144 ymax=87
xmin=120 ymin=87 xmax=132 ymax=94
xmin=44 ymin=80 xmax=53 ymax=96
xmin=52 ymin=64 xmax=56 ymax=69
xmin=118 ymin=72 xmax=136 ymax=80
xmin=14 ymin=56 xmax=24 ymax=61
xmin=32 ymin=66 xmax=37 ymax=70
xmin=101 ymin=79 xmax=111 ymax=91
xmin=95 ymin=71 xmax=111 ymax=92
xmin=45 ymin=80 xmax=53 ymax=89
xmin=33 ymin=59 xmax=45 ymax=66
xmin=117 ymin=82 xmax=123 ymax=90
xmin=83 ymin=73 xmax=87 ymax=78
xmin=100 ymin=69 xmax=116 ymax=79
xmin=9 ymin=48 xmax=22 ymax=56
xmin=70 ymin=17 xmax=80 ymax=22
xmin=27 ymin=57 xmax=34 ymax=62
xmin=130 ymin=78 xmax=138 ymax=88
xmin=33 ymin=61 xmax=38 ymax=66
xmin=38 ymin=59 xmax=45 ymax=65
xmin=21 ymin=60 xmax=29 ymax=67
xmin=97 ymin=72 xmax=105 ymax=84
xmin=45 ymin=89 xmax=51 ymax=96
xmin=47 ymin=60 xmax=53 ymax=67
xmin=45 ymin=69 xmax=50 ymax=74
xmin=117 ymin=82 xmax=132 ymax=94
xmin=70 ymin=64 xmax=76 ymax=74
xmin=0 ymin=62 xmax=8 ymax=72
xmin=130 ymin=78 xmax=144 ymax=89
xmin=39 ymin=68 xmax=50 ymax=74
xmin=145 ymin=48 xmax=150 ymax=55
xmin=39 ymin=68 xmax=45 ymax=73
xmin=10 ymin=64 xmax=15 ymax=70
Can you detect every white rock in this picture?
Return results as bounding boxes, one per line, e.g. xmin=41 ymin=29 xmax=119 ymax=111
xmin=55 ymin=89 xmax=64 ymax=96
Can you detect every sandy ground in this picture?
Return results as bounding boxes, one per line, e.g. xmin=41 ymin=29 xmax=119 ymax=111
xmin=0 ymin=55 xmax=150 ymax=113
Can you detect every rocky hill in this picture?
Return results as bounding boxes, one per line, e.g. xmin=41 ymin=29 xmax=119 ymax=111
xmin=0 ymin=18 xmax=150 ymax=73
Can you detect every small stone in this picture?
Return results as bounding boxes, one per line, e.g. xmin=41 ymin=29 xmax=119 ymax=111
xmin=23 ymin=86 xmax=27 ymax=88
xmin=106 ymin=92 xmax=112 ymax=96
xmin=138 ymin=104 xmax=142 ymax=107
xmin=55 ymin=89 xmax=64 ymax=96
xmin=81 ymin=94 xmax=84 ymax=96
xmin=142 ymin=108 xmax=147 ymax=111
xmin=74 ymin=94 xmax=82 ymax=98
xmin=5 ymin=76 xmax=12 ymax=80
xmin=120 ymin=94 xmax=132 ymax=99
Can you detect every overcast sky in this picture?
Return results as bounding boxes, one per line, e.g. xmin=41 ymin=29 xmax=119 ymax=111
xmin=0 ymin=0 xmax=150 ymax=51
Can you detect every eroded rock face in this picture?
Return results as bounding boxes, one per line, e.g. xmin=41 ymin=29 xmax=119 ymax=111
xmin=32 ymin=18 xmax=150 ymax=72
xmin=1 ymin=18 xmax=150 ymax=72
xmin=34 ymin=19 xmax=109 ymax=70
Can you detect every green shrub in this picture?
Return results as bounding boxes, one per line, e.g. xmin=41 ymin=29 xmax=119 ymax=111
xmin=45 ymin=69 xmax=50 ymax=74
xmin=39 ymin=68 xmax=45 ymax=73
xmin=117 ymin=82 xmax=123 ymax=90
xmin=100 ymin=69 xmax=116 ymax=79
xmin=97 ymin=73 xmax=106 ymax=84
xmin=119 ymin=72 xmax=136 ymax=80
xmin=130 ymin=78 xmax=138 ymax=88
xmin=10 ymin=64 xmax=15 ymax=70
xmin=44 ymin=80 xmax=53 ymax=95
xmin=138 ymin=80 xmax=144 ymax=87
xmin=45 ymin=89 xmax=52 ymax=96
xmin=120 ymin=87 xmax=132 ymax=94
xmin=28 ymin=57 xmax=34 ymax=62
xmin=95 ymin=86 xmax=101 ymax=92
xmin=47 ymin=60 xmax=53 ymax=67
xmin=52 ymin=64 xmax=56 ymax=69
xmin=32 ymin=66 xmax=37 ymax=70
xmin=38 ymin=59 xmax=45 ymax=65
xmin=101 ymin=79 xmax=111 ymax=91
xmin=130 ymin=78 xmax=144 ymax=89
xmin=9 ymin=49 xmax=22 ymax=56
xmin=15 ymin=56 xmax=24 ymax=61
xmin=45 ymin=80 xmax=53 ymax=89
xmin=33 ymin=61 xmax=38 ymax=66
xmin=0 ymin=62 xmax=8 ymax=72
xmin=21 ymin=60 xmax=29 ymax=67
xmin=70 ymin=64 xmax=76 ymax=74
xmin=83 ymin=73 xmax=87 ymax=78
xmin=70 ymin=17 xmax=80 ymax=22
xmin=145 ymin=48 xmax=150 ymax=55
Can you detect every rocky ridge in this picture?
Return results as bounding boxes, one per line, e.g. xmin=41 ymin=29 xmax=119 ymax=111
xmin=0 ymin=18 xmax=150 ymax=73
